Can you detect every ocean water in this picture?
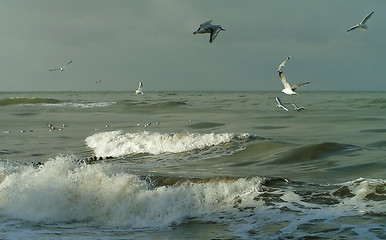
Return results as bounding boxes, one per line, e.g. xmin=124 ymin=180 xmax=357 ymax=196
xmin=0 ymin=91 xmax=385 ymax=240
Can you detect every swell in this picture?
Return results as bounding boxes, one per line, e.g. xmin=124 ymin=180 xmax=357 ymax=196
xmin=271 ymin=142 xmax=360 ymax=164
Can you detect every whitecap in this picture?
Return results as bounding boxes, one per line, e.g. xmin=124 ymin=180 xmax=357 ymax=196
xmin=85 ymin=131 xmax=239 ymax=157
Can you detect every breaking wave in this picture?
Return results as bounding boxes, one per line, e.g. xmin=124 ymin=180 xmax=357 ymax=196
xmin=0 ymin=156 xmax=384 ymax=239
xmin=85 ymin=131 xmax=253 ymax=158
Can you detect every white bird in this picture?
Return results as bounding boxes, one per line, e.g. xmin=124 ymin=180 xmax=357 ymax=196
xmin=49 ymin=60 xmax=73 ymax=71
xmin=275 ymin=97 xmax=289 ymax=111
xmin=134 ymin=82 xmax=144 ymax=95
xmin=193 ymin=20 xmax=225 ymax=43
xmin=347 ymin=11 xmax=374 ymax=32
xmin=278 ymin=71 xmax=310 ymax=95
xmin=278 ymin=56 xmax=290 ymax=72
xmin=292 ymin=103 xmax=305 ymax=111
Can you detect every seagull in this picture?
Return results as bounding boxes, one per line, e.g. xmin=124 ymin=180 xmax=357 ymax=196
xmin=49 ymin=60 xmax=73 ymax=71
xmin=95 ymin=80 xmax=102 ymax=84
xmin=193 ymin=20 xmax=225 ymax=43
xmin=278 ymin=56 xmax=290 ymax=72
xmin=278 ymin=71 xmax=310 ymax=95
xmin=134 ymin=82 xmax=144 ymax=95
xmin=347 ymin=11 xmax=374 ymax=32
xmin=275 ymin=97 xmax=289 ymax=111
xmin=292 ymin=103 xmax=305 ymax=111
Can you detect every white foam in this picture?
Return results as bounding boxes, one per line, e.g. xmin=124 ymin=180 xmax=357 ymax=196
xmin=24 ymin=102 xmax=116 ymax=109
xmin=0 ymin=156 xmax=262 ymax=228
xmin=0 ymin=157 xmax=384 ymax=238
xmin=85 ymin=131 xmax=237 ymax=157
xmin=340 ymin=178 xmax=386 ymax=214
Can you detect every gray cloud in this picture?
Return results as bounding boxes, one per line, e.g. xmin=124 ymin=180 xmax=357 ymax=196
xmin=0 ymin=0 xmax=385 ymax=91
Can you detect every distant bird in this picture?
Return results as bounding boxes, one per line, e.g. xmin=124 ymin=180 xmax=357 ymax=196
xmin=95 ymin=80 xmax=102 ymax=84
xmin=347 ymin=11 xmax=374 ymax=32
xmin=278 ymin=71 xmax=310 ymax=95
xmin=277 ymin=56 xmax=290 ymax=72
xmin=134 ymin=82 xmax=144 ymax=95
xmin=49 ymin=60 xmax=73 ymax=71
xmin=275 ymin=97 xmax=289 ymax=111
xmin=193 ymin=20 xmax=225 ymax=43
xmin=292 ymin=103 xmax=305 ymax=111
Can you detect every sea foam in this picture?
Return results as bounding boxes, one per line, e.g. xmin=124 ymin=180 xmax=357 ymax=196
xmin=0 ymin=155 xmax=262 ymax=228
xmin=85 ymin=131 xmax=238 ymax=157
xmin=0 ymin=156 xmax=384 ymax=237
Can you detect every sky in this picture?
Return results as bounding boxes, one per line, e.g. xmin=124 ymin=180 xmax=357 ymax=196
xmin=1 ymin=0 xmax=385 ymax=92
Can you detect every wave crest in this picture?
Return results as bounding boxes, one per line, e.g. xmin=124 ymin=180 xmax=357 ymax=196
xmin=85 ymin=131 xmax=242 ymax=157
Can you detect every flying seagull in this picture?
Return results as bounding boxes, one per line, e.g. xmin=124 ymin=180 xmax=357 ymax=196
xmin=278 ymin=71 xmax=310 ymax=95
xmin=49 ymin=60 xmax=73 ymax=71
xmin=193 ymin=20 xmax=225 ymax=43
xmin=134 ymin=82 xmax=144 ymax=95
xmin=95 ymin=80 xmax=102 ymax=84
xmin=275 ymin=97 xmax=289 ymax=111
xmin=292 ymin=103 xmax=305 ymax=111
xmin=277 ymin=56 xmax=290 ymax=72
xmin=347 ymin=11 xmax=374 ymax=32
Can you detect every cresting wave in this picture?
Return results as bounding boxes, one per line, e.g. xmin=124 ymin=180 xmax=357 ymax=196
xmin=85 ymin=131 xmax=253 ymax=157
xmin=0 ymin=156 xmax=262 ymax=228
xmin=0 ymin=156 xmax=384 ymax=239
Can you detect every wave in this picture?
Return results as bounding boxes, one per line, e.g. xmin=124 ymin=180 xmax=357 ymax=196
xmin=0 ymin=156 xmax=263 ymax=228
xmin=85 ymin=131 xmax=253 ymax=158
xmin=0 ymin=97 xmax=61 ymax=106
xmin=39 ymin=102 xmax=117 ymax=109
xmin=187 ymin=122 xmax=225 ymax=129
xmin=0 ymin=97 xmax=116 ymax=108
xmin=0 ymin=156 xmax=384 ymax=238
xmin=272 ymin=142 xmax=360 ymax=164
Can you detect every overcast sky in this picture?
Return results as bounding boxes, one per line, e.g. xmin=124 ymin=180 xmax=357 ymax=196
xmin=1 ymin=0 xmax=385 ymax=91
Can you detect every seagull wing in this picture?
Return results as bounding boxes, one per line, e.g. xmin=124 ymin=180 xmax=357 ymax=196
xmin=275 ymin=97 xmax=283 ymax=105
xmin=347 ymin=24 xmax=359 ymax=32
xmin=276 ymin=97 xmax=288 ymax=111
xmin=138 ymin=82 xmax=143 ymax=91
xmin=277 ymin=56 xmax=290 ymax=72
xmin=209 ymin=27 xmax=221 ymax=43
xmin=49 ymin=68 xmax=60 ymax=71
xmin=66 ymin=60 xmax=73 ymax=66
xmin=200 ymin=20 xmax=213 ymax=29
xmin=61 ymin=60 xmax=73 ymax=69
xmin=360 ymin=11 xmax=374 ymax=24
xmin=279 ymin=71 xmax=292 ymax=91
xmin=291 ymin=82 xmax=310 ymax=91
xmin=281 ymin=105 xmax=289 ymax=111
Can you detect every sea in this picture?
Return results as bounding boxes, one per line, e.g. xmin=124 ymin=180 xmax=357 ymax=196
xmin=0 ymin=91 xmax=385 ymax=240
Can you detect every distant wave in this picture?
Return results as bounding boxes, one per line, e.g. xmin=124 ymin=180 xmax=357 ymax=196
xmin=39 ymin=102 xmax=117 ymax=109
xmin=0 ymin=97 xmax=116 ymax=108
xmin=0 ymin=97 xmax=61 ymax=106
xmin=85 ymin=131 xmax=253 ymax=158
xmin=119 ymin=100 xmax=187 ymax=109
